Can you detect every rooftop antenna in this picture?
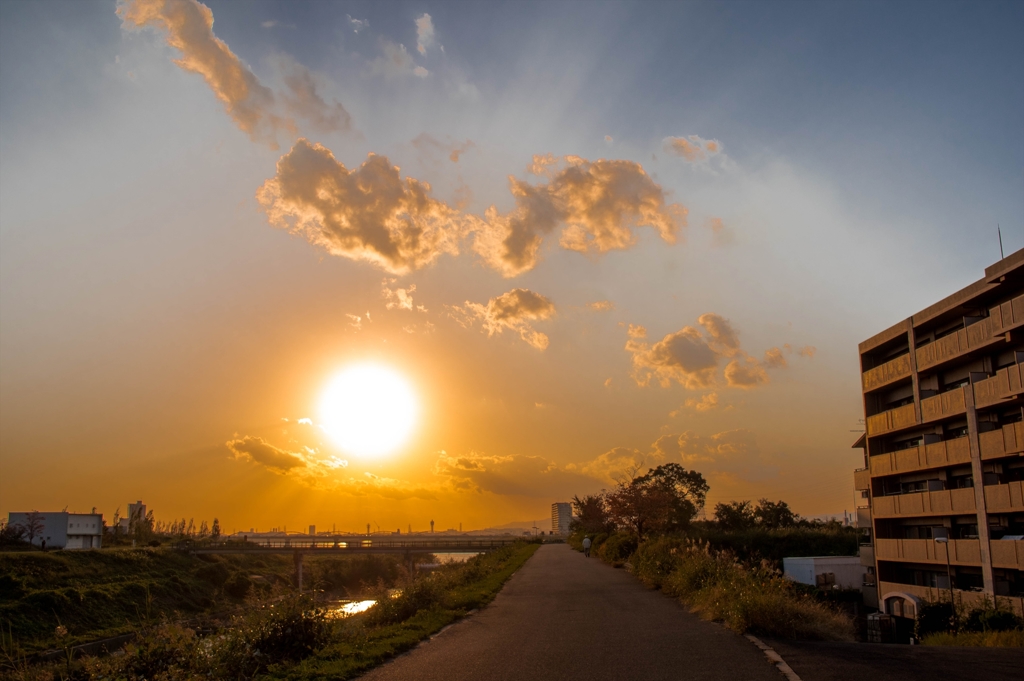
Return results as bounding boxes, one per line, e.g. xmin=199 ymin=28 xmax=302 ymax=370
xmin=998 ymin=224 xmax=1004 ymax=259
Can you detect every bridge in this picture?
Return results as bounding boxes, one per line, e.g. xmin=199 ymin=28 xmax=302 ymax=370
xmin=173 ymin=535 xmax=529 ymax=590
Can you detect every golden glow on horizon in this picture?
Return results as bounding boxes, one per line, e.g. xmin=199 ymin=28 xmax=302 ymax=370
xmin=319 ymin=363 xmax=419 ymax=458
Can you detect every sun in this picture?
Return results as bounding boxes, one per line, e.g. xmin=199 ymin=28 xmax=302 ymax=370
xmin=319 ymin=363 xmax=419 ymax=458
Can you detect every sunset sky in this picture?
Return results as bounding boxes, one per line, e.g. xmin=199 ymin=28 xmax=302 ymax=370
xmin=1 ymin=0 xmax=1022 ymax=533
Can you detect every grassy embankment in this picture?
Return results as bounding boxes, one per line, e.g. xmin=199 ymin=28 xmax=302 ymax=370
xmin=1 ymin=541 xmax=539 ymax=680
xmin=0 ymin=548 xmax=406 ymax=655
xmin=570 ymin=530 xmax=855 ymax=641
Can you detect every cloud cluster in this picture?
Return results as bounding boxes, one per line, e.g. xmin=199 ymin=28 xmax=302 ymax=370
xmin=474 ymin=155 xmax=687 ymax=277
xmin=675 ymin=392 xmax=722 ymax=414
xmin=588 ymin=300 xmax=614 ymax=312
xmin=369 ymin=39 xmax=430 ymax=78
xmin=118 ymin=0 xmax=351 ymax=145
xmin=415 ymin=14 xmax=436 ymax=54
xmin=434 ymin=451 xmax=602 ymax=497
xmin=449 ymin=288 xmax=556 ymax=350
xmin=626 ymin=313 xmax=808 ymax=390
xmin=257 ymin=139 xmax=477 ymax=273
xmin=571 ymin=446 xmax=659 ymax=485
xmin=382 ymin=279 xmax=426 ymax=312
xmin=663 ymin=135 xmax=721 ymax=163
xmin=227 ymin=435 xmax=348 ymax=484
xmin=654 ymin=429 xmax=777 ymax=482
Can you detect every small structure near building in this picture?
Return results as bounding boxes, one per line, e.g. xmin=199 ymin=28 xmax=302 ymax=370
xmin=783 ymin=556 xmax=862 ymax=590
xmin=118 ymin=500 xmax=147 ymax=533
xmin=551 ymin=502 xmax=572 ymax=535
xmin=7 ymin=511 xmax=103 ymax=549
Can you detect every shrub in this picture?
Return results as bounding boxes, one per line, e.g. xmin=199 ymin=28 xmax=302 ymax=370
xmin=215 ymin=594 xmax=331 ymax=677
xmin=224 ymin=572 xmax=251 ymax=600
xmin=598 ymin=532 xmax=637 ymax=565
xmin=195 ymin=561 xmax=230 ymax=588
xmin=916 ymin=601 xmax=955 ymax=638
xmin=366 ymin=577 xmax=444 ymax=626
xmin=632 ymin=536 xmax=685 ymax=588
xmin=963 ymin=606 xmax=1023 ymax=633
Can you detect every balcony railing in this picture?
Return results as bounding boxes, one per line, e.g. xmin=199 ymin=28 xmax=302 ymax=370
xmin=869 ymin=437 xmax=971 ymax=477
xmin=859 ymin=544 xmax=874 ymax=567
xmin=862 ymin=353 xmax=912 ymax=393
xmin=875 ymin=538 xmax=981 ymax=566
xmin=866 ymin=403 xmax=917 ymax=436
xmin=979 ymin=422 xmax=1024 ymax=460
xmin=871 ymin=487 xmax=976 ymax=518
xmin=920 ymin=386 xmax=966 ymax=423
xmin=983 ymin=481 xmax=1024 ymax=513
xmin=991 ymin=539 xmax=1024 ymax=570
xmin=877 ymin=581 xmax=1023 ymax=617
xmin=973 ymin=363 xmax=1024 ymax=409
xmin=854 ymin=468 xmax=870 ymax=491
xmin=915 ymin=293 xmax=1024 ymax=372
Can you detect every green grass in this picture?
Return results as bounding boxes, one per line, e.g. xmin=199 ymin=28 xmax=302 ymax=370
xmin=265 ymin=542 xmax=539 ymax=680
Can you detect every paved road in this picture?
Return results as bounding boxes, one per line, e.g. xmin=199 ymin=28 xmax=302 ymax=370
xmin=360 ymin=543 xmax=780 ymax=681
xmin=765 ymin=637 xmax=1024 ymax=681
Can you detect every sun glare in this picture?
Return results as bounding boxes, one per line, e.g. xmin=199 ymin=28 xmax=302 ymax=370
xmin=319 ymin=363 xmax=419 ymax=458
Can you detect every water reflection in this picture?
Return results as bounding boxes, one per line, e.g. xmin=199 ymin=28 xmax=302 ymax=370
xmin=329 ymin=599 xmax=377 ymax=617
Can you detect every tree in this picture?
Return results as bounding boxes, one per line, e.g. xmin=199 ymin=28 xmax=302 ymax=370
xmin=21 ymin=511 xmax=45 ymax=547
xmin=714 ymin=500 xmax=755 ymax=530
xmin=606 ymin=463 xmax=708 ymax=540
xmin=199 ymin=520 xmax=209 ymax=539
xmin=569 ymin=494 xmax=612 ymax=535
xmin=0 ymin=520 xmax=26 ymax=548
xmin=753 ymin=499 xmax=797 ymax=529
xmin=211 ymin=518 xmax=221 ymax=540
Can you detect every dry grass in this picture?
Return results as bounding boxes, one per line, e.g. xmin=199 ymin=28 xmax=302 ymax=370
xmin=922 ymin=630 xmax=1024 ymax=647
xmin=650 ymin=541 xmax=854 ymax=641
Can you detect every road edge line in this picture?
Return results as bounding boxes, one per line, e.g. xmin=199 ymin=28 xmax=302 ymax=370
xmin=745 ymin=635 xmax=802 ymax=681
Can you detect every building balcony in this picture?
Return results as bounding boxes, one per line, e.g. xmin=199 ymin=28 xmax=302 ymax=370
xmin=857 ymin=507 xmax=872 ymax=530
xmin=859 ymin=543 xmax=875 ymax=567
xmin=871 ymin=487 xmax=976 ymax=518
xmin=862 ymin=353 xmax=912 ymax=393
xmin=973 ymin=363 xmax=1024 ymax=409
xmin=920 ymin=386 xmax=966 ymax=423
xmin=984 ymin=481 xmax=1024 ymax=513
xmin=914 ymin=293 xmax=1024 ymax=373
xmin=979 ymin=422 xmax=1024 ymax=460
xmin=854 ymin=467 xmax=870 ymax=491
xmin=877 ymin=581 xmax=1024 ymax=617
xmin=876 ymin=538 xmax=981 ymax=566
xmin=869 ymin=437 xmax=971 ymax=477
xmin=866 ymin=403 xmax=917 ymax=437
xmin=991 ymin=539 xmax=1024 ymax=570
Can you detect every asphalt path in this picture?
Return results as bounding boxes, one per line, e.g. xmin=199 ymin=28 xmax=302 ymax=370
xmin=764 ymin=637 xmax=1024 ymax=681
xmin=360 ymin=543 xmax=781 ymax=681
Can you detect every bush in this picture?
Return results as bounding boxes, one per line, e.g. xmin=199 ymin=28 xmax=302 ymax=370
xmin=598 ymin=532 xmax=637 ymax=565
xmin=215 ymin=594 xmax=331 ymax=677
xmin=916 ymin=601 xmax=955 ymax=638
xmin=224 ymin=572 xmax=251 ymax=599
xmin=366 ymin=577 xmax=444 ymax=626
xmin=963 ymin=606 xmax=1023 ymax=633
xmin=195 ymin=561 xmax=230 ymax=588
xmin=632 ymin=536 xmax=685 ymax=588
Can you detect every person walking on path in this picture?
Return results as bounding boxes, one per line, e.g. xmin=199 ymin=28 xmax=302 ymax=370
xmin=582 ymin=536 xmax=592 ymax=558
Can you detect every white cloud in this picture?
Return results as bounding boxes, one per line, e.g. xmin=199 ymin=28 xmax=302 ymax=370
xmin=416 ymin=14 xmax=436 ymax=55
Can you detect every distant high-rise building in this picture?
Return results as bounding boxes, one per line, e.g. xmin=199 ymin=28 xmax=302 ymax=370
xmin=551 ymin=502 xmax=572 ymax=534
xmin=119 ymin=500 xmax=147 ymax=533
xmin=854 ymin=249 xmax=1024 ymax=622
xmin=309 ymin=525 xmax=316 ymax=535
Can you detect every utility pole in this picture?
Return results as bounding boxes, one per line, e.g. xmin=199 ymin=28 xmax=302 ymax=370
xmin=935 ymin=536 xmax=957 ymax=631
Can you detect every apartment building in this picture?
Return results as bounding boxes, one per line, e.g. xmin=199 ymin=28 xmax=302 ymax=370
xmin=551 ymin=502 xmax=572 ymax=535
xmin=854 ymin=250 xmax=1024 ymax=619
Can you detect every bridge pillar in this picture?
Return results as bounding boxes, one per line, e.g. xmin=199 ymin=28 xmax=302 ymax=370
xmin=294 ymin=550 xmax=304 ymax=592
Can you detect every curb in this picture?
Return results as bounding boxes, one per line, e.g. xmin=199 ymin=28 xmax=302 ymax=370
xmin=745 ymin=635 xmax=802 ymax=681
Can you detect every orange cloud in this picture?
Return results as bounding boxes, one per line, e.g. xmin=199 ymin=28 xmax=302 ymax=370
xmin=119 ymin=0 xmax=292 ymax=145
xmin=626 ymin=313 xmax=793 ymax=390
xmin=474 ymin=155 xmax=686 ymax=277
xmin=655 ymin=429 xmax=777 ymax=481
xmin=663 ymin=135 xmax=722 ymax=163
xmin=257 ymin=140 xmax=475 ymax=273
xmin=588 ymin=300 xmax=614 ymax=312
xmin=676 ymin=392 xmax=721 ymax=414
xmin=381 ymin=279 xmax=425 ymax=312
xmin=434 ymin=451 xmax=601 ymax=497
xmin=450 ymin=288 xmax=556 ymax=350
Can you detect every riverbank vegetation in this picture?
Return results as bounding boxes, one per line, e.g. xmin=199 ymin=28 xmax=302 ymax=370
xmin=0 ymin=541 xmax=538 ymax=680
xmin=568 ymin=464 xmax=857 ymax=641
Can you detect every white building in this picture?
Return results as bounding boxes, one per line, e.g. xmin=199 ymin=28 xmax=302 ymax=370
xmin=7 ymin=511 xmax=103 ymax=549
xmin=551 ymin=502 xmax=572 ymax=535
xmin=118 ymin=500 xmax=147 ymax=532
xmin=783 ymin=556 xmax=863 ymax=590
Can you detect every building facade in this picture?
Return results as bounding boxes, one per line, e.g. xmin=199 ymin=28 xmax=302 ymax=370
xmin=7 ymin=511 xmax=103 ymax=549
xmin=551 ymin=502 xmax=572 ymax=534
xmin=854 ymin=250 xmax=1024 ymax=619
